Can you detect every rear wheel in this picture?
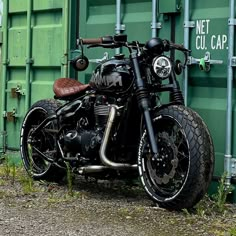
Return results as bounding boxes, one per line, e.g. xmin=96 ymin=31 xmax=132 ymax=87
xmin=138 ymin=105 xmax=214 ymax=210
xmin=20 ymin=99 xmax=64 ymax=181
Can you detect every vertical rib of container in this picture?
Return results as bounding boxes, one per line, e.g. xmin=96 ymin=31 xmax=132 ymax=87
xmin=116 ymin=0 xmax=121 ymax=54
xmin=225 ymin=0 xmax=235 ymax=186
xmin=62 ymin=0 xmax=69 ymax=77
xmin=1 ymin=0 xmax=9 ymax=152
xmin=152 ymin=0 xmax=157 ymax=38
xmin=25 ymin=0 xmax=32 ymax=111
xmin=183 ymin=0 xmax=190 ymax=105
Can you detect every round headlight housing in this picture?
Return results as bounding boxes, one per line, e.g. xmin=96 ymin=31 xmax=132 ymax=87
xmin=152 ymin=56 xmax=172 ymax=79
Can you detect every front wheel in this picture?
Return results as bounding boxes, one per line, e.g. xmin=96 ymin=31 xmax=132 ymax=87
xmin=138 ymin=105 xmax=214 ymax=210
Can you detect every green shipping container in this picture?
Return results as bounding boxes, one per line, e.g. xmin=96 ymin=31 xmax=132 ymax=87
xmin=1 ymin=0 xmax=236 ymax=200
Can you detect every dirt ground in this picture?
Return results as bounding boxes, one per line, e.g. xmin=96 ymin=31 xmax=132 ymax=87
xmin=0 ymin=165 xmax=236 ymax=236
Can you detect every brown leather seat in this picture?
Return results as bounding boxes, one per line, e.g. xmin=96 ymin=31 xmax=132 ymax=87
xmin=53 ymin=78 xmax=89 ymax=98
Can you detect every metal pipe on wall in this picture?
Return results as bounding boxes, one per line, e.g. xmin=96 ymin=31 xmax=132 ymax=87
xmin=1 ymin=0 xmax=9 ymax=152
xmin=152 ymin=0 xmax=157 ymax=38
xmin=183 ymin=0 xmax=190 ymax=105
xmin=224 ymin=0 xmax=235 ymax=187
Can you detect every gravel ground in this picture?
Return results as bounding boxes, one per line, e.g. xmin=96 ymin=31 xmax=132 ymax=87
xmin=0 ymin=166 xmax=236 ymax=236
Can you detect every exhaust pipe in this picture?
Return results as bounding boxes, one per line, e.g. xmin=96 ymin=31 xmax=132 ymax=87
xmin=99 ymin=105 xmax=137 ymax=170
xmin=78 ymin=166 xmax=110 ymax=174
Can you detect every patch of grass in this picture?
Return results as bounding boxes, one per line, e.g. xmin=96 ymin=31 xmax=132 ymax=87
xmin=192 ymin=173 xmax=234 ymax=217
xmin=229 ymin=227 xmax=236 ymax=236
xmin=1 ymin=155 xmax=11 ymax=179
xmin=18 ymin=172 xmax=35 ymax=194
xmin=117 ymin=206 xmax=146 ymax=219
xmin=0 ymin=156 xmax=20 ymax=185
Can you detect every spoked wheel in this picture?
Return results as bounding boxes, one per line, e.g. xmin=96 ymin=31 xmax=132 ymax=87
xmin=138 ymin=105 xmax=214 ymax=210
xmin=20 ymin=99 xmax=64 ymax=180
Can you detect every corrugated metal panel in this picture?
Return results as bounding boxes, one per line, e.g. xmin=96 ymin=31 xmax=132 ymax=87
xmin=0 ymin=0 xmax=70 ymax=149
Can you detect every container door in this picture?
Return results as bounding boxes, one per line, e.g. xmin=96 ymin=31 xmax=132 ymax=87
xmin=0 ymin=0 xmax=70 ymax=150
xmin=188 ymin=0 xmax=229 ymax=176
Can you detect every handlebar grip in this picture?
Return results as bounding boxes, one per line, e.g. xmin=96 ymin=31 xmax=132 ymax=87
xmin=81 ymin=36 xmax=114 ymax=45
xmin=81 ymin=38 xmax=103 ymax=45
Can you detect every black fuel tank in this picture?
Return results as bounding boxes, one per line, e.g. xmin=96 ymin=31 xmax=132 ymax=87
xmin=89 ymin=58 xmax=133 ymax=93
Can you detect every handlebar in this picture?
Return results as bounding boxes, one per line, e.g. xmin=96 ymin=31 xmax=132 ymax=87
xmin=79 ymin=35 xmax=190 ymax=53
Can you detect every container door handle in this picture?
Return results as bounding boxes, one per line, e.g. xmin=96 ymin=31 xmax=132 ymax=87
xmin=188 ymin=52 xmax=223 ymax=72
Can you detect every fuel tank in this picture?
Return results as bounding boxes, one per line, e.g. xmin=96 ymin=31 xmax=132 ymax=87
xmin=89 ymin=56 xmax=133 ymax=93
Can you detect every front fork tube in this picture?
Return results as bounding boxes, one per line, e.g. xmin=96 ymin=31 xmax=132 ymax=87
xmin=130 ymin=52 xmax=158 ymax=155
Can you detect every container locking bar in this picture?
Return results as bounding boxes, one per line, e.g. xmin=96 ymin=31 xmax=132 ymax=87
xmin=187 ymin=51 xmax=223 ymax=72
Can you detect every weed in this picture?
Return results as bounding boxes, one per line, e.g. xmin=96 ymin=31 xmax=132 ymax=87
xmin=65 ymin=162 xmax=74 ymax=197
xmin=194 ymin=195 xmax=215 ymax=216
xmin=182 ymin=208 xmax=191 ymax=216
xmin=212 ymin=172 xmax=234 ymax=213
xmin=19 ymin=173 xmax=35 ymax=194
xmin=11 ymin=163 xmax=16 ymax=184
xmin=0 ymin=156 xmax=19 ymax=184
xmin=2 ymin=156 xmax=11 ymax=179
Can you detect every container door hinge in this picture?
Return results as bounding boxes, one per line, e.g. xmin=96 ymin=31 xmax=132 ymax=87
xmin=231 ymin=57 xmax=236 ymax=67
xmin=228 ymin=18 xmax=236 ymax=26
xmin=11 ymin=84 xmax=25 ymax=97
xmin=4 ymin=108 xmax=19 ymax=122
xmin=2 ymin=59 xmax=10 ymax=65
xmin=26 ymin=58 xmax=34 ymax=64
xmin=0 ymin=32 xmax=3 ymax=45
xmin=151 ymin=22 xmax=162 ymax=29
xmin=231 ymin=158 xmax=236 ymax=177
xmin=6 ymin=84 xmax=25 ymax=98
xmin=183 ymin=21 xmax=195 ymax=28
xmin=187 ymin=52 xmax=223 ymax=72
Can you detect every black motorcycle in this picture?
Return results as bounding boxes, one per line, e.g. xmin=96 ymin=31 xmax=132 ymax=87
xmin=20 ymin=34 xmax=214 ymax=210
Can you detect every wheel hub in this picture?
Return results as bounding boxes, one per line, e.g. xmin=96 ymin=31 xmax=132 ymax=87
xmin=149 ymin=132 xmax=179 ymax=185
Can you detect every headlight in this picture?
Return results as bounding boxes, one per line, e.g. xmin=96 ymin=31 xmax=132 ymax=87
xmin=152 ymin=56 xmax=172 ymax=79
